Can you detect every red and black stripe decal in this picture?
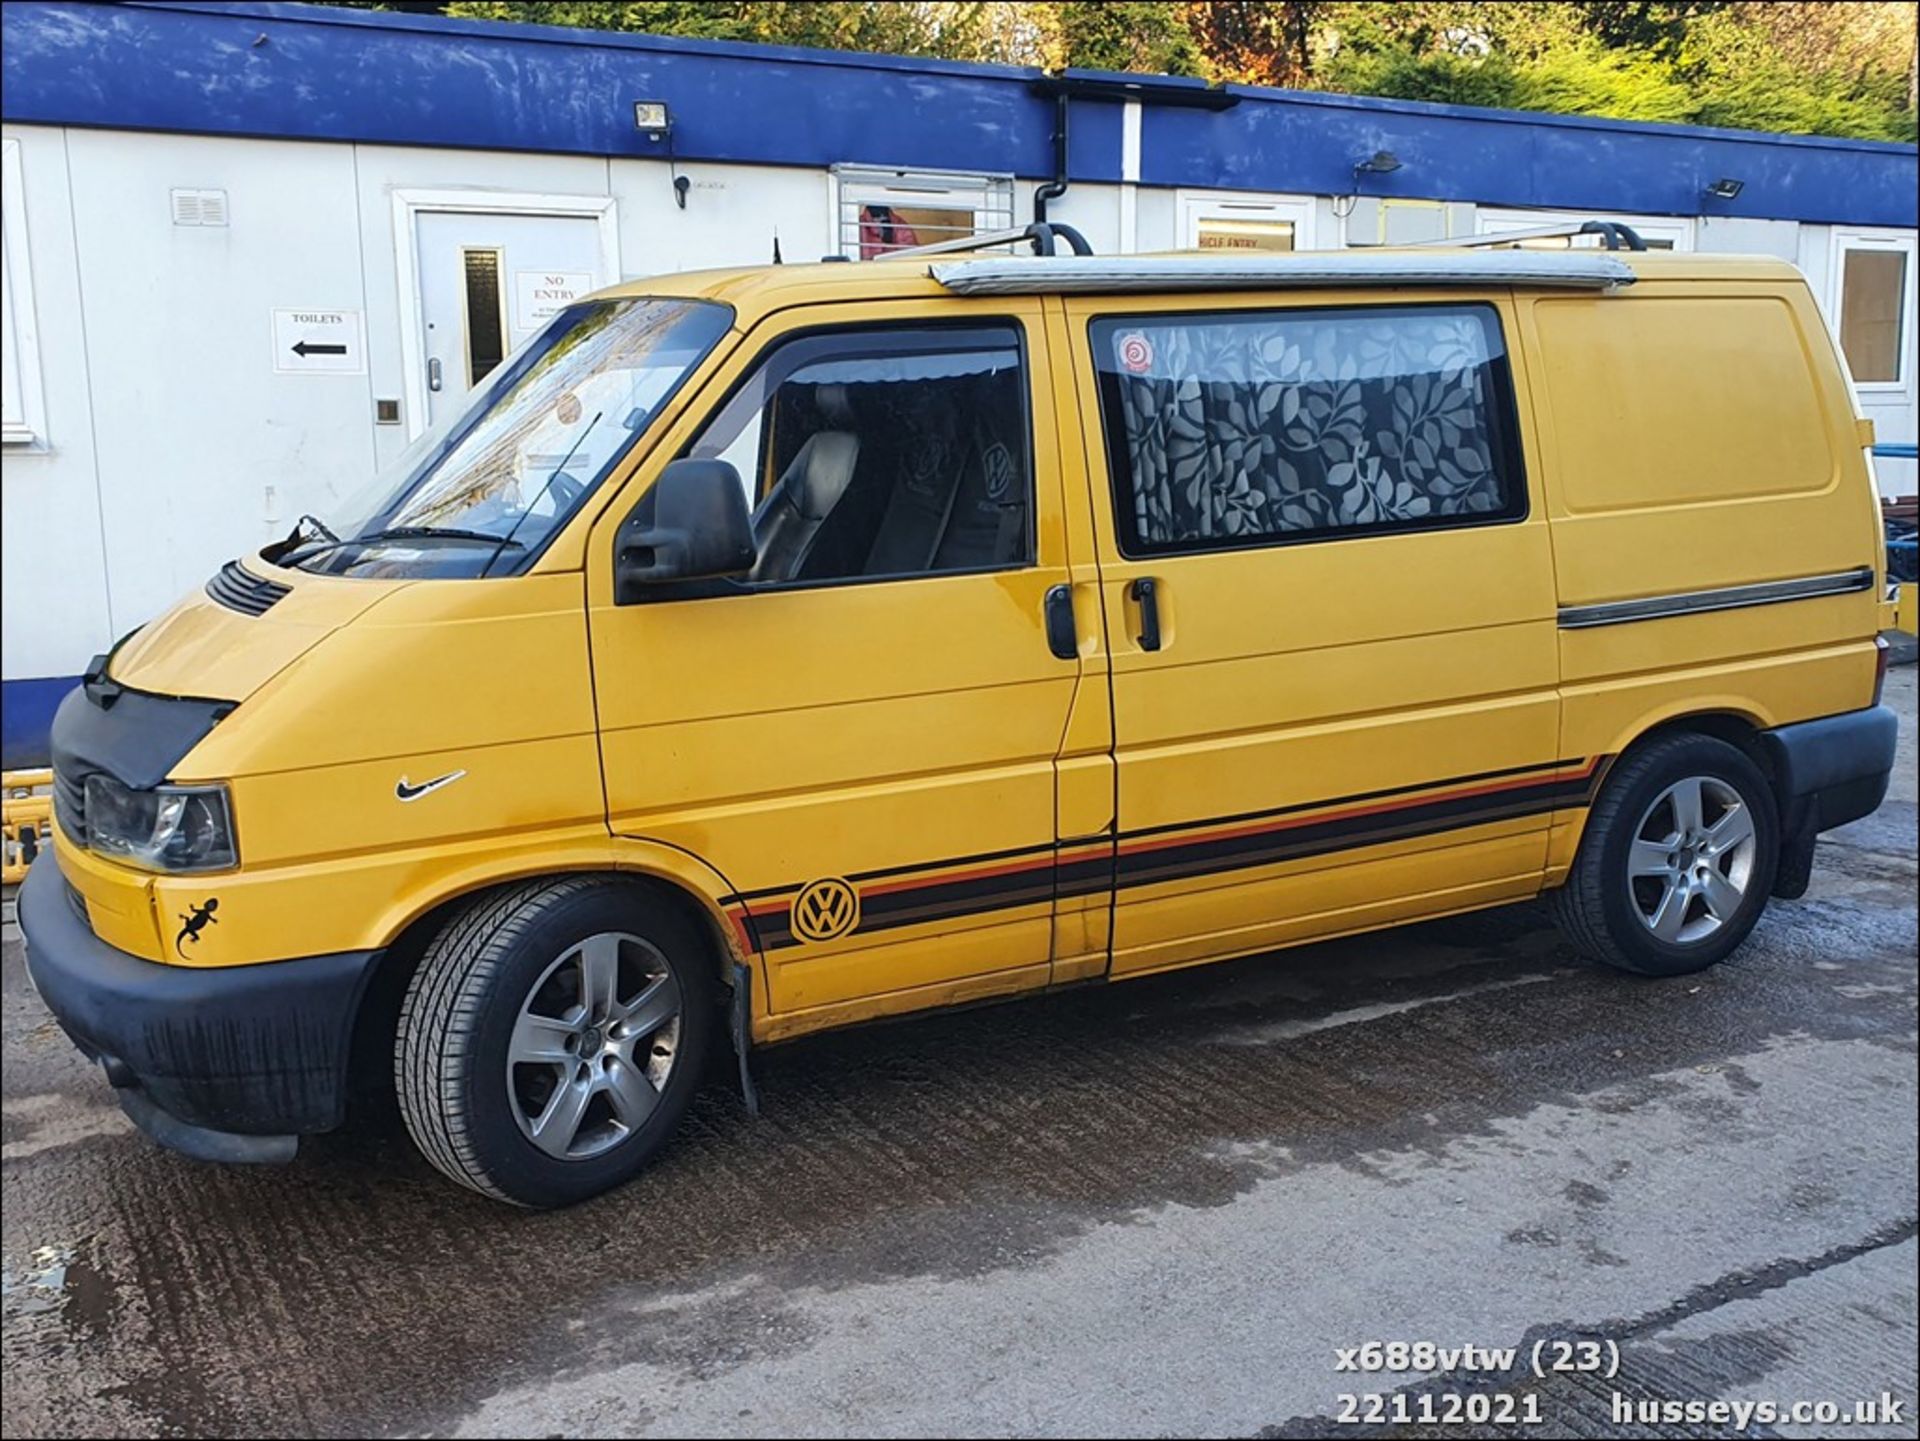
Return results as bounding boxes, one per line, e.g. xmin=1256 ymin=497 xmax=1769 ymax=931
xmin=727 ymin=756 xmax=1610 ymax=953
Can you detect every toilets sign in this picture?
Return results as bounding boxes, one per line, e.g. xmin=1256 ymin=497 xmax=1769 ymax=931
xmin=272 ymin=309 xmax=366 ymax=374
xmin=514 ymin=270 xmax=594 ymax=332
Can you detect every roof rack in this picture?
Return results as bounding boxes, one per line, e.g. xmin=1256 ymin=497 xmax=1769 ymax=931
xmin=931 ymin=251 xmax=1638 ymax=296
xmin=885 ymin=221 xmax=1094 ymax=260
xmin=1400 ymin=220 xmax=1649 ymax=252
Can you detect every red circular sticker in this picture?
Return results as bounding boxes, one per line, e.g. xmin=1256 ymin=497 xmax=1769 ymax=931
xmin=1117 ymin=332 xmax=1154 ymax=373
xmin=556 ymin=391 xmax=583 ymax=426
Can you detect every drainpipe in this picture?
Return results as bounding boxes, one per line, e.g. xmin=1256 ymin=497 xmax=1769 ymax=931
xmin=1034 ymin=90 xmax=1070 ymax=225
xmin=1029 ymin=74 xmax=1239 ymax=229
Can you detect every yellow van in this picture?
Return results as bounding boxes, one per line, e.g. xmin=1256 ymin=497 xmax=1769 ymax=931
xmin=21 ymin=228 xmax=1898 ymax=1206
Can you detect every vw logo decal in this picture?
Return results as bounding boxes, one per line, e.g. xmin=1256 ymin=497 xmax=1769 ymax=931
xmin=981 ymin=442 xmax=1014 ymax=501
xmin=792 ymin=877 xmax=860 ymax=943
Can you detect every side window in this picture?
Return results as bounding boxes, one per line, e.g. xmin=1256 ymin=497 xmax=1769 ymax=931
xmin=832 ymin=166 xmax=1015 ymax=260
xmin=686 ymin=326 xmax=1033 ymax=586
xmin=1090 ymin=304 xmax=1525 ymax=557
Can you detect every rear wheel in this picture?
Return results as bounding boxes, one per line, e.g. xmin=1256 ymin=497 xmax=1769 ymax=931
xmin=1549 ymin=734 xmax=1779 ymax=977
xmin=396 ymin=878 xmax=712 ymax=1206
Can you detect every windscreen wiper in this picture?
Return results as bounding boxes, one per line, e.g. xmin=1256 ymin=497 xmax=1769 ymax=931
xmin=298 ymin=525 xmax=525 ymax=557
xmin=293 ymin=512 xmax=339 ymax=543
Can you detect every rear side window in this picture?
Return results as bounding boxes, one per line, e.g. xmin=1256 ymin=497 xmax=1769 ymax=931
xmin=1090 ymin=304 xmax=1526 ymax=557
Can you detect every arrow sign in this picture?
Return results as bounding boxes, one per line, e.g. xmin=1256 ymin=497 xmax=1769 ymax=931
xmin=273 ymin=308 xmax=365 ymax=374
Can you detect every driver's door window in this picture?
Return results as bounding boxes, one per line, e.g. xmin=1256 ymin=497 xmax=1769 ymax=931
xmin=685 ymin=326 xmax=1034 ymax=587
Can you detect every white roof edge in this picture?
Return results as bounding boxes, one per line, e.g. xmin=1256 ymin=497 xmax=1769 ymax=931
xmin=930 ymin=251 xmax=1637 ymax=295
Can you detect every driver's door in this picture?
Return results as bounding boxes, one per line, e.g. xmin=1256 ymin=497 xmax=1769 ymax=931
xmin=585 ymin=299 xmax=1108 ymax=1032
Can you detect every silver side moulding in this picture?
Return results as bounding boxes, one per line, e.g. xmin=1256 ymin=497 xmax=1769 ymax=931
xmin=1558 ymin=567 xmax=1875 ymax=630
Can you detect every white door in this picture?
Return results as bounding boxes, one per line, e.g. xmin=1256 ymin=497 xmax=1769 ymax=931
xmin=415 ymin=211 xmax=609 ymax=427
xmin=1826 ymin=228 xmax=1919 ymax=499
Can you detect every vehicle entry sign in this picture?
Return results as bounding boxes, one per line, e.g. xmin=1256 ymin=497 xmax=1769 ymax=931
xmin=273 ymin=308 xmax=366 ymax=374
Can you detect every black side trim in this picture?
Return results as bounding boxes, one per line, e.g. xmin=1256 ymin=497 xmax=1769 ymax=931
xmin=741 ymin=761 xmax=1606 ymax=951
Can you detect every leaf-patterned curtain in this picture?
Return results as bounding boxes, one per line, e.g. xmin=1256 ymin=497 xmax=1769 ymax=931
xmin=1098 ymin=307 xmax=1511 ymax=549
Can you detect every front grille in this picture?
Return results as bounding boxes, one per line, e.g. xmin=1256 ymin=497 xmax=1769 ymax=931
xmin=53 ymin=764 xmax=88 ymax=845
xmin=205 ymin=559 xmax=291 ymax=616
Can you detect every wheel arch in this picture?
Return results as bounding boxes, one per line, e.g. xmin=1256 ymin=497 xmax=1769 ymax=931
xmin=344 ymin=842 xmax=760 ymax=1111
xmin=1617 ymin=708 xmax=1781 ymax=794
xmin=1551 ymin=702 xmax=1783 ymax=885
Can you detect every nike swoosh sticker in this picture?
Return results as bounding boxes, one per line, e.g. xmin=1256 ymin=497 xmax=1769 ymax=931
xmin=396 ymin=769 xmax=466 ymax=802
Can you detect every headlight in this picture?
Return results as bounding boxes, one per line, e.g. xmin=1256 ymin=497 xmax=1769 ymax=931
xmin=83 ymin=775 xmax=238 ymax=872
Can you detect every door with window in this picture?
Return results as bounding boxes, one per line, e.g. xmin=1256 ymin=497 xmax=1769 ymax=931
xmin=415 ymin=211 xmax=610 ymax=428
xmin=1178 ymin=192 xmax=1317 ymax=254
xmin=1826 ymin=228 xmax=1917 ymax=497
xmin=1066 ymin=294 xmax=1568 ymax=977
xmin=587 ymin=301 xmax=1108 ymax=1021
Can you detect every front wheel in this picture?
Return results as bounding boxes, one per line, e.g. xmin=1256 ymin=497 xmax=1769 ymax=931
xmin=1549 ymin=734 xmax=1779 ymax=977
xmin=396 ymin=878 xmax=713 ymax=1206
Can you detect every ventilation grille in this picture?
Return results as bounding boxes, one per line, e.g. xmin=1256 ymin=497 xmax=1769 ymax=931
xmin=53 ymin=765 xmax=88 ymax=846
xmin=170 ymin=188 xmax=229 ymax=227
xmin=206 ymin=560 xmax=291 ymax=617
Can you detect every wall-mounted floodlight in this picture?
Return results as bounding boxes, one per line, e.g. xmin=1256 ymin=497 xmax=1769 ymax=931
xmin=633 ymin=101 xmax=672 ymax=141
xmin=634 ymin=101 xmax=687 ymax=209
xmin=1354 ymin=150 xmax=1402 ymax=177
xmin=1703 ymin=177 xmax=1744 ymax=201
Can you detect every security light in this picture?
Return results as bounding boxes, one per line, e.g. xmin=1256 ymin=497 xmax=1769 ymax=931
xmin=1704 ymin=177 xmax=1744 ymax=200
xmin=1354 ymin=150 xmax=1402 ymax=175
xmin=634 ymin=101 xmax=672 ymax=140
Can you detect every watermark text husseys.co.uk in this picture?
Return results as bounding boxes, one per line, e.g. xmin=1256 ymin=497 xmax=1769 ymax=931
xmin=1613 ymin=1392 xmax=1905 ymax=1429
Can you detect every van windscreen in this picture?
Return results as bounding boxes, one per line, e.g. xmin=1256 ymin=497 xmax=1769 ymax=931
xmin=279 ymin=297 xmax=732 ymax=579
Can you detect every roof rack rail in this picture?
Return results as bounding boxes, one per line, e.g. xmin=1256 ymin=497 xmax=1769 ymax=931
xmin=885 ymin=221 xmax=1094 ymax=260
xmin=1401 ymin=220 xmax=1649 ymax=252
xmin=931 ymin=251 xmax=1637 ymax=296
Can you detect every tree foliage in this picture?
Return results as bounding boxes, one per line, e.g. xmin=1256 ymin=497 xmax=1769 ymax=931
xmin=413 ymin=1 xmax=1917 ymax=141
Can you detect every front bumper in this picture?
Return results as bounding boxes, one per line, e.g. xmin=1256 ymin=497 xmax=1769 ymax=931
xmin=18 ymin=856 xmax=379 ymax=1162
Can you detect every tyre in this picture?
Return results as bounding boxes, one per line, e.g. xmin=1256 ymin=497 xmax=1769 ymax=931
xmin=397 ymin=877 xmax=712 ymax=1207
xmin=1548 ymin=733 xmax=1779 ymax=977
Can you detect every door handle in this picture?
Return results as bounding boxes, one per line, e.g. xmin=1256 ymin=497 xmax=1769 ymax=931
xmin=427 ymin=357 xmax=443 ymax=392
xmin=1043 ymin=584 xmax=1077 ymax=661
xmin=1129 ymin=577 xmax=1162 ymax=652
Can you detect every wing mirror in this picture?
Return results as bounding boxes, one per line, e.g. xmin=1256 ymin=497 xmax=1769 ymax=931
xmin=614 ymin=458 xmax=756 ymax=601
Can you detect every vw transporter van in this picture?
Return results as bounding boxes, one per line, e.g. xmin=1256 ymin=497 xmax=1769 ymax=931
xmin=22 ymin=228 xmax=1898 ymax=1206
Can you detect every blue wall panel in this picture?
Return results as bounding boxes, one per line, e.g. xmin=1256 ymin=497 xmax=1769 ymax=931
xmin=2 ymin=1 xmax=1912 ymax=226
xmin=1 ymin=677 xmax=75 ymax=770
xmin=1 ymin=1 xmax=1077 ymax=179
xmin=1147 ymin=89 xmax=1917 ymax=227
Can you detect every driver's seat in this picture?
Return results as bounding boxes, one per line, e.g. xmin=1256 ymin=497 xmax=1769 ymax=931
xmin=748 ymin=385 xmax=860 ymax=583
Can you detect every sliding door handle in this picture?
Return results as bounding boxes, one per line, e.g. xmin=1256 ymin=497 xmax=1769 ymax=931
xmin=1043 ymin=584 xmax=1077 ymax=660
xmin=1129 ymin=577 xmax=1162 ymax=652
